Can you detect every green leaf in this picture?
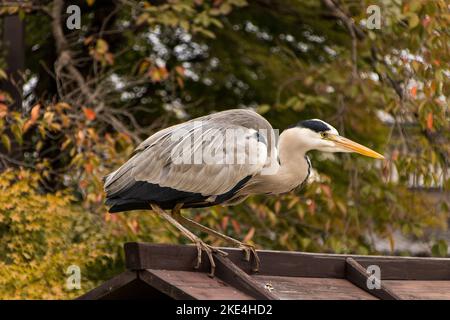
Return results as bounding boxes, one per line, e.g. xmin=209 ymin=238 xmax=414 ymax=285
xmin=0 ymin=69 xmax=7 ymax=79
xmin=432 ymin=240 xmax=448 ymax=257
xmin=2 ymin=135 xmax=11 ymax=153
xmin=11 ymin=124 xmax=22 ymax=145
xmin=407 ymin=13 xmax=420 ymax=29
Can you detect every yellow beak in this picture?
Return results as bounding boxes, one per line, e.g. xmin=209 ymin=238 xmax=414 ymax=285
xmin=327 ymin=134 xmax=385 ymax=159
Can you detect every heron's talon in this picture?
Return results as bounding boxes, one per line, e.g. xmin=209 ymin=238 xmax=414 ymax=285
xmin=239 ymin=243 xmax=260 ymax=272
xmin=193 ymin=240 xmax=219 ymax=277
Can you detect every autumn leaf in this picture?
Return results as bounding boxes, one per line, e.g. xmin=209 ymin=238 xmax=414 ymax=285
xmin=0 ymin=103 xmax=8 ymax=118
xmin=231 ymin=219 xmax=241 ymax=234
xmin=2 ymin=135 xmax=11 ymax=153
xmin=221 ymin=216 xmax=229 ymax=230
xmin=30 ymin=104 xmax=41 ymax=122
xmin=243 ymin=227 xmax=255 ymax=243
xmin=104 ymin=52 xmax=114 ymax=65
xmin=176 ymin=76 xmax=184 ymax=88
xmin=83 ymin=107 xmax=96 ymax=121
xmin=149 ymin=66 xmax=169 ymax=82
xmin=0 ymin=69 xmax=7 ymax=80
xmin=320 ymin=184 xmax=332 ymax=198
xmin=84 ymin=163 xmax=94 ymax=174
xmin=175 ymin=66 xmax=185 ymax=76
xmin=422 ymin=15 xmax=431 ymax=27
xmin=410 ymin=86 xmax=417 ymax=98
xmin=83 ymin=35 xmax=94 ymax=45
xmin=23 ymin=104 xmax=41 ymax=133
xmin=96 ymin=39 xmax=109 ymax=55
xmin=426 ymin=112 xmax=433 ymax=130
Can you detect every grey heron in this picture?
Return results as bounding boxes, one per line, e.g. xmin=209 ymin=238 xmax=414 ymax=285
xmin=104 ymin=109 xmax=384 ymax=276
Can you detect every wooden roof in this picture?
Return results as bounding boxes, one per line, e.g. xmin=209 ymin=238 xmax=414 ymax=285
xmin=78 ymin=242 xmax=450 ymax=300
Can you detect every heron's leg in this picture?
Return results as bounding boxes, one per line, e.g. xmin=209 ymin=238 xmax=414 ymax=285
xmin=172 ymin=205 xmax=260 ymax=272
xmin=150 ymin=203 xmax=224 ymax=277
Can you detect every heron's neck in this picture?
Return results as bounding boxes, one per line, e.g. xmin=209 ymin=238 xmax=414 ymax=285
xmin=244 ymin=130 xmax=310 ymax=195
xmin=275 ymin=130 xmax=311 ymax=191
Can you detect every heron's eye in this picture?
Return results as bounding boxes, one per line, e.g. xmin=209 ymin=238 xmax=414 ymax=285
xmin=320 ymin=132 xmax=328 ymax=139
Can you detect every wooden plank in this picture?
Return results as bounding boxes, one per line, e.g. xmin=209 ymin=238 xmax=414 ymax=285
xmin=125 ymin=242 xmax=209 ymax=273
xmin=138 ymin=269 xmax=196 ymax=300
xmin=253 ymin=275 xmax=377 ymax=300
xmin=77 ymin=270 xmax=138 ymax=300
xmin=382 ymin=280 xmax=450 ymax=300
xmin=125 ymin=242 xmax=450 ymax=280
xmin=126 ymin=243 xmax=276 ymax=299
xmin=213 ymin=253 xmax=278 ymax=300
xmin=149 ymin=269 xmax=254 ymax=300
xmin=345 ymin=258 xmax=401 ymax=300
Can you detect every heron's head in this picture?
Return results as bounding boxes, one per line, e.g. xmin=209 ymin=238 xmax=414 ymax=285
xmin=285 ymin=119 xmax=384 ymax=159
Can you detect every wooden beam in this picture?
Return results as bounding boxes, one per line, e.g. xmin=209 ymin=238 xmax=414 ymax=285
xmin=213 ymin=253 xmax=278 ymax=300
xmin=126 ymin=243 xmax=277 ymax=299
xmin=125 ymin=242 xmax=450 ymax=280
xmin=345 ymin=258 xmax=402 ymax=300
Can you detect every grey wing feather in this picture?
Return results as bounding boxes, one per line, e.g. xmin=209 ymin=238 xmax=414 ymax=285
xmin=104 ymin=109 xmax=275 ymax=199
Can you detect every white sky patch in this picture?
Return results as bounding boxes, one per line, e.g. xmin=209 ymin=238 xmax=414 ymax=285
xmin=302 ymin=31 xmax=325 ymax=43
xmin=164 ymin=100 xmax=188 ymax=119
xmin=23 ymin=75 xmax=38 ymax=96
xmin=110 ymin=73 xmax=125 ymax=90
xmin=376 ymin=109 xmax=395 ymax=124
xmin=297 ymin=42 xmax=309 ymax=52
xmin=324 ymin=45 xmax=337 ymax=57
xmin=22 ymin=74 xmax=38 ymax=109
xmin=325 ymin=85 xmax=335 ymax=93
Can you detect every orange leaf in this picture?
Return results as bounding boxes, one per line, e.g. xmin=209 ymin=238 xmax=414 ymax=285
xmin=410 ymin=86 xmax=417 ymax=98
xmin=30 ymin=104 xmax=41 ymax=122
xmin=221 ymin=216 xmax=229 ymax=231
xmin=85 ymin=163 xmax=94 ymax=174
xmin=149 ymin=66 xmax=169 ymax=82
xmin=243 ymin=227 xmax=255 ymax=243
xmin=426 ymin=112 xmax=433 ymax=130
xmin=0 ymin=103 xmax=7 ymax=118
xmin=320 ymin=184 xmax=332 ymax=198
xmin=83 ymin=107 xmax=96 ymax=121
xmin=22 ymin=120 xmax=33 ymax=133
xmin=175 ymin=66 xmax=185 ymax=76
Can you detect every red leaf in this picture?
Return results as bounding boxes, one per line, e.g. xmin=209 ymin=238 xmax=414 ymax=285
xmin=83 ymin=107 xmax=96 ymax=121
xmin=231 ymin=219 xmax=241 ymax=234
xmin=221 ymin=216 xmax=229 ymax=231
xmin=243 ymin=227 xmax=255 ymax=243
xmin=410 ymin=86 xmax=417 ymax=98
xmin=320 ymin=184 xmax=332 ymax=198
xmin=422 ymin=15 xmax=431 ymax=27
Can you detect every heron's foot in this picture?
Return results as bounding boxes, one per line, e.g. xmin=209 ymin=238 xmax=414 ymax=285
xmin=239 ymin=243 xmax=260 ymax=272
xmin=193 ymin=240 xmax=228 ymax=277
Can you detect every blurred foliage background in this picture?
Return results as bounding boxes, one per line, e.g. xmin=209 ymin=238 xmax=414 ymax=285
xmin=0 ymin=0 xmax=448 ymax=299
